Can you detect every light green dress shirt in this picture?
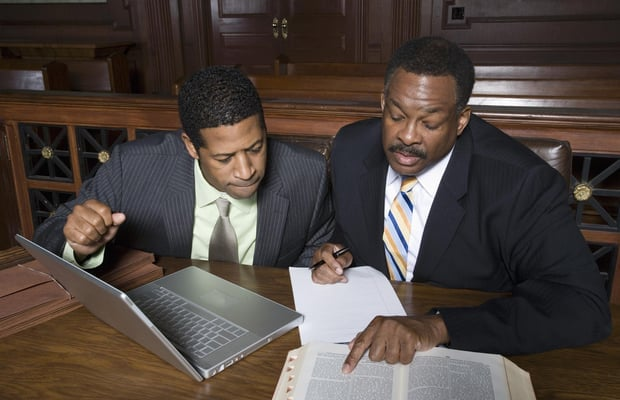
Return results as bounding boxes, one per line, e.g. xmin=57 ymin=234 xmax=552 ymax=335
xmin=191 ymin=160 xmax=257 ymax=264
xmin=63 ymin=160 xmax=258 ymax=267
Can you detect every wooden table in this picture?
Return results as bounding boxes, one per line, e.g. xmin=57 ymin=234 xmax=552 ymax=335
xmin=0 ymin=259 xmax=618 ymax=400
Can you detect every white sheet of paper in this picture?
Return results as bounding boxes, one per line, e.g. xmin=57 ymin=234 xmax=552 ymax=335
xmin=289 ymin=266 xmax=406 ymax=344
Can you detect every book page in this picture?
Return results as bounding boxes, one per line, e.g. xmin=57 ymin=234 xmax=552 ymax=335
xmin=286 ymin=342 xmax=402 ymax=400
xmin=404 ymin=347 xmax=510 ymax=400
xmin=273 ymin=343 xmax=532 ymax=400
xmin=289 ymin=266 xmax=406 ymax=344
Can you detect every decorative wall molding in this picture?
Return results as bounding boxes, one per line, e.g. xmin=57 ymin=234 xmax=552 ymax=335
xmin=141 ymin=0 xmax=183 ymax=94
xmin=392 ymin=0 xmax=421 ymax=48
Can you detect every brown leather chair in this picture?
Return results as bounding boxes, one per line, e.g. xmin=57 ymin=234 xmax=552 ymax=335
xmin=276 ymin=134 xmax=572 ymax=188
xmin=516 ymin=137 xmax=572 ymax=187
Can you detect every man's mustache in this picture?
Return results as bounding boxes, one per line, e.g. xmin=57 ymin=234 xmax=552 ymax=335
xmin=388 ymin=143 xmax=427 ymax=159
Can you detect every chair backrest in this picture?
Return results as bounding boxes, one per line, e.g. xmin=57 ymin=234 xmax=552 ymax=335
xmin=516 ymin=137 xmax=572 ymax=186
xmin=274 ymin=134 xmax=572 ymax=189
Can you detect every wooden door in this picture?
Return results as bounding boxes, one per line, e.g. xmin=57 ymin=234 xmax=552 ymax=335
xmin=209 ymin=0 xmax=359 ymax=67
xmin=278 ymin=0 xmax=357 ymax=62
xmin=209 ymin=0 xmax=282 ymax=66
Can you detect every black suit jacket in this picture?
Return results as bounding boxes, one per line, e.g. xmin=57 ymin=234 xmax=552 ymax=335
xmin=34 ymin=131 xmax=334 ymax=268
xmin=330 ymin=116 xmax=610 ymax=354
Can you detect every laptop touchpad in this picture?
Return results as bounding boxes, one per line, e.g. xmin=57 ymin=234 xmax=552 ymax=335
xmin=200 ymin=289 xmax=241 ymax=308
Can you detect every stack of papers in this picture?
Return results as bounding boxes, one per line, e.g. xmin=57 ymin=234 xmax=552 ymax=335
xmin=0 ymin=261 xmax=79 ymax=339
xmin=91 ymin=246 xmax=163 ymax=292
xmin=0 ymin=246 xmax=163 ymax=338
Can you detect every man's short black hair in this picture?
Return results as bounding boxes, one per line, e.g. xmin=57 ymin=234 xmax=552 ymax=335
xmin=385 ymin=36 xmax=475 ymax=113
xmin=178 ymin=66 xmax=266 ymax=149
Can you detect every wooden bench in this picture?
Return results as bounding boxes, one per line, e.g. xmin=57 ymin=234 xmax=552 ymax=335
xmin=0 ymin=42 xmax=134 ymax=93
xmin=177 ymin=63 xmax=620 ymax=110
xmin=250 ymin=74 xmax=384 ymax=105
xmin=62 ymin=52 xmax=131 ymax=93
xmin=271 ymin=62 xmax=620 ymax=81
xmin=0 ymin=60 xmax=70 ymax=91
xmin=274 ymin=60 xmax=386 ymax=77
xmin=0 ymin=90 xmax=617 ymax=304
xmin=246 ymin=63 xmax=620 ymax=110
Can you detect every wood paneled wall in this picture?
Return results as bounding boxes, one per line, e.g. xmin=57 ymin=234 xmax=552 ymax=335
xmin=1 ymin=1 xmax=619 ymax=95
xmin=423 ymin=0 xmax=620 ymax=64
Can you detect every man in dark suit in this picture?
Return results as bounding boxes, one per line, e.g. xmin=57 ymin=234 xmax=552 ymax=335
xmin=34 ymin=66 xmax=334 ymax=268
xmin=310 ymin=37 xmax=611 ymax=373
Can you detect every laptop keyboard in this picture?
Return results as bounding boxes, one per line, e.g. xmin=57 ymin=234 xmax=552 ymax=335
xmin=133 ymin=286 xmax=248 ymax=359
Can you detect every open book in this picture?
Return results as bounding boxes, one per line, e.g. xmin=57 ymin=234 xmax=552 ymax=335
xmin=272 ymin=342 xmax=535 ymax=400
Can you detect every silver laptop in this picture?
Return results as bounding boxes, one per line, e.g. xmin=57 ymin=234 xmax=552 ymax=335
xmin=15 ymin=234 xmax=303 ymax=381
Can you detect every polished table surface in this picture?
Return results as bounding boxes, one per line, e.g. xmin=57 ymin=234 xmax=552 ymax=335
xmin=0 ymin=258 xmax=618 ymax=400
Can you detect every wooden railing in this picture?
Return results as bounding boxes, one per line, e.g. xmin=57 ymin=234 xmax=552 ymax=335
xmin=0 ymin=87 xmax=618 ymax=303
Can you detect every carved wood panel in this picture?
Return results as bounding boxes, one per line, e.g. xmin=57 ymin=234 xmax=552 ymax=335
xmin=208 ymin=0 xmax=359 ymax=66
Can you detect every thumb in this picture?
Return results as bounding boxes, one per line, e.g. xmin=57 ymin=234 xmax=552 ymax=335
xmin=111 ymin=212 xmax=126 ymax=226
xmin=101 ymin=213 xmax=126 ymax=243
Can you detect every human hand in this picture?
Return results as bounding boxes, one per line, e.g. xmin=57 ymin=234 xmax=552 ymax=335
xmin=310 ymin=243 xmax=353 ymax=284
xmin=341 ymin=314 xmax=449 ymax=374
xmin=63 ymin=199 xmax=126 ymax=258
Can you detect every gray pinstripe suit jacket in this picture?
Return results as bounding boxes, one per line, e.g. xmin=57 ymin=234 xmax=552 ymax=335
xmin=33 ymin=131 xmax=334 ymax=268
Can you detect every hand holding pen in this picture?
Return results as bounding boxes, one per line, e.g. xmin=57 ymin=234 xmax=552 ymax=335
xmin=310 ymin=246 xmax=350 ymax=269
xmin=310 ymin=244 xmax=353 ymax=284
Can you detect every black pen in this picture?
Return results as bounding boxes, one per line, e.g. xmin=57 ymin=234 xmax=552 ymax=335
xmin=310 ymin=247 xmax=350 ymax=270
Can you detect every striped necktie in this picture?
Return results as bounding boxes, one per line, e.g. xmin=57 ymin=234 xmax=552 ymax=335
xmin=209 ymin=197 xmax=239 ymax=263
xmin=383 ymin=176 xmax=418 ymax=281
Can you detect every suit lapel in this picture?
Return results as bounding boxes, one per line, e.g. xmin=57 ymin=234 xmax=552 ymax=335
xmin=361 ymin=147 xmax=390 ymax=274
xmin=255 ymin=172 xmax=287 ymax=266
xmin=413 ymin=128 xmax=471 ymax=281
xmin=161 ymin=154 xmax=195 ymax=257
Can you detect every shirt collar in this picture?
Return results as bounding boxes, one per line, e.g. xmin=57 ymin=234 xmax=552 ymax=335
xmin=193 ymin=160 xmax=256 ymax=211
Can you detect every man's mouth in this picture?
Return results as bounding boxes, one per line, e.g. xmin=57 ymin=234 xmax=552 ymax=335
xmin=393 ymin=151 xmax=421 ymax=166
xmin=232 ymin=178 xmax=260 ymax=188
xmin=389 ymin=144 xmax=425 ymax=160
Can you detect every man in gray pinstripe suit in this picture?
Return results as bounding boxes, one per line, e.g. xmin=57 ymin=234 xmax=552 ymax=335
xmin=33 ymin=66 xmax=334 ymax=269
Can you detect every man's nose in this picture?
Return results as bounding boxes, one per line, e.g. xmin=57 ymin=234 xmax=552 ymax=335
xmin=234 ymin=153 xmax=255 ymax=179
xmin=400 ymin=121 xmax=421 ymax=144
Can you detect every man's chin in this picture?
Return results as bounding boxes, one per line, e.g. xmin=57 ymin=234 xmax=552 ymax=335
xmin=227 ymin=183 xmax=260 ymax=199
xmin=389 ymin=158 xmax=425 ymax=176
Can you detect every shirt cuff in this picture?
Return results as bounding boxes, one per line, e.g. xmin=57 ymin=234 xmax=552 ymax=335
xmin=62 ymin=242 xmax=105 ymax=269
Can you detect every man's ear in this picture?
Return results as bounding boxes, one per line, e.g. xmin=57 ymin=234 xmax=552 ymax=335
xmin=380 ymin=92 xmax=385 ymax=112
xmin=456 ymin=107 xmax=472 ymax=137
xmin=181 ymin=132 xmax=199 ymax=159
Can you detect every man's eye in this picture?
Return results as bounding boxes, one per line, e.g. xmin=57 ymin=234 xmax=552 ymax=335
xmin=390 ymin=114 xmax=404 ymax=122
xmin=424 ymin=122 xmax=440 ymax=130
xmin=249 ymin=146 xmax=263 ymax=153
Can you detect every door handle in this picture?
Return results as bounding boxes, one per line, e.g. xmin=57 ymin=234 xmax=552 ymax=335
xmin=281 ymin=18 xmax=288 ymax=39
xmin=272 ymin=17 xmax=279 ymax=39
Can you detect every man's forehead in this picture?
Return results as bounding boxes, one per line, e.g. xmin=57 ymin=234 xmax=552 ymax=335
xmin=201 ymin=132 xmax=264 ymax=155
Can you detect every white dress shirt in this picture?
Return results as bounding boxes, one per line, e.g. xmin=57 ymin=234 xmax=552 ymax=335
xmin=384 ymin=147 xmax=454 ymax=280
